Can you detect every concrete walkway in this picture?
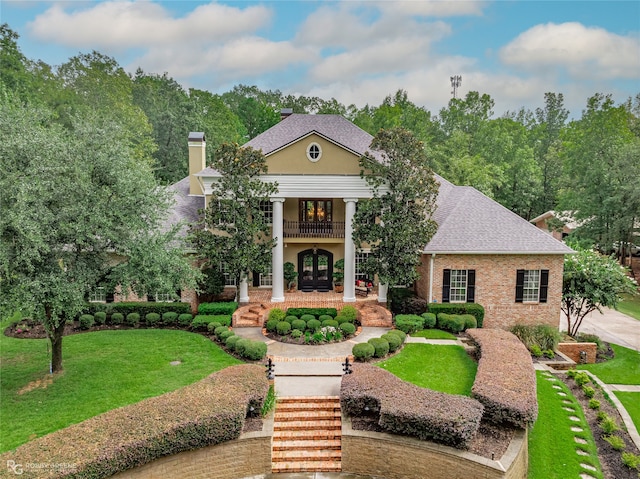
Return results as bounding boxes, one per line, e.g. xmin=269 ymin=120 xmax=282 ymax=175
xmin=559 ymin=307 xmax=640 ymax=352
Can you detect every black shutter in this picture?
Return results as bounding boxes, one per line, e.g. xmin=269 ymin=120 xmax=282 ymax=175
xmin=515 ymin=269 xmax=525 ymax=303
xmin=539 ymin=270 xmax=549 ymax=303
xmin=466 ymin=270 xmax=476 ymax=303
xmin=253 ymin=271 xmax=260 ymax=287
xmin=442 ymin=269 xmax=451 ymax=303
xmin=106 ymin=291 xmax=114 ymax=303
xmin=147 ymin=293 xmax=156 ymax=303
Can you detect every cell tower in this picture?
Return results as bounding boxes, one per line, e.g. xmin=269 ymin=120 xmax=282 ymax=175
xmin=450 ymin=75 xmax=462 ymax=99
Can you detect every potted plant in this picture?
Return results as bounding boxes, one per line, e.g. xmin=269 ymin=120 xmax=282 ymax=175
xmin=283 ymin=262 xmax=298 ymax=292
xmin=332 ymin=258 xmax=344 ymax=293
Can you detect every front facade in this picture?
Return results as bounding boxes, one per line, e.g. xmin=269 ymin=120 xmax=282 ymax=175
xmin=172 ymin=113 xmax=573 ymax=329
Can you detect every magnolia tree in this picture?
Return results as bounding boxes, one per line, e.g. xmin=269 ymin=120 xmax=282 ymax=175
xmin=353 ymin=127 xmax=439 ymax=291
xmin=189 ymin=143 xmax=277 ymax=300
xmin=562 ymin=248 xmax=637 ymax=336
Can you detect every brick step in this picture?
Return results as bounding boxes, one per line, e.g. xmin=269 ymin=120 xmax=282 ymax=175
xmin=248 ymin=307 xmax=265 ymax=315
xmin=274 ymin=410 xmax=341 ymax=421
xmin=272 ymin=439 xmax=342 ymax=451
xmin=273 ymin=429 xmax=341 ymax=441
xmin=277 ymin=396 xmax=340 ymax=404
xmin=271 ymin=461 xmax=342 ymax=474
xmin=276 ymin=402 xmax=341 ymax=412
xmin=273 ymin=419 xmax=341 ymax=431
xmin=272 ymin=450 xmax=341 ymax=462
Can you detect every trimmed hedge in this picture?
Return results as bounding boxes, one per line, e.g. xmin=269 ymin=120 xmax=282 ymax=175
xmin=125 ymin=313 xmax=140 ymax=327
xmin=341 ymin=364 xmax=483 ymax=449
xmin=339 ymin=322 xmax=356 ymax=336
xmin=242 ymin=341 xmax=268 ymax=360
xmin=268 ymin=308 xmax=286 ymax=322
xmin=339 ymin=305 xmax=358 ymax=323
xmin=94 ymin=312 xmax=107 ymax=325
xmin=388 ymin=329 xmax=407 ymax=343
xmin=427 ymin=303 xmax=485 ymax=328
xmin=79 ymin=314 xmax=94 ymax=330
xmin=197 ymin=302 xmax=238 ymax=315
xmin=177 ymin=313 xmax=193 ymax=327
xmin=191 ymin=315 xmax=220 ymax=331
xmin=160 ymin=312 xmax=178 ymax=326
xmin=276 ymin=321 xmax=291 ymax=335
xmin=266 ymin=319 xmax=279 ymax=332
xmin=466 ymin=328 xmax=538 ymax=428
xmin=368 ymin=338 xmax=390 ymax=358
xmin=381 ymin=332 xmax=402 ymax=352
xmin=352 ymin=342 xmax=375 ymax=361
xmin=113 ymin=302 xmax=191 ymax=317
xmin=394 ymin=314 xmax=424 ymax=334
xmin=145 ymin=313 xmax=161 ymax=326
xmin=291 ymin=319 xmax=306 ymax=331
xmin=420 ymin=312 xmax=436 ymax=329
xmin=436 ymin=313 xmax=466 ymax=333
xmin=389 ymin=288 xmax=428 ymax=315
xmin=110 ymin=312 xmax=124 ymax=325
xmin=286 ymin=307 xmax=337 ymax=318
xmin=225 ymin=335 xmax=241 ymax=351
xmin=0 ymin=365 xmax=268 ymax=479
xmin=285 ymin=315 xmax=299 ymax=323
xmin=322 ymin=319 xmax=339 ymax=328
xmin=306 ymin=319 xmax=321 ymax=331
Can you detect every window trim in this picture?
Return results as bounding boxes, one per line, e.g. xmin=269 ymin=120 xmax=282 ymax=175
xmin=442 ymin=269 xmax=475 ymax=303
xmin=515 ymin=269 xmax=549 ymax=304
xmin=306 ymin=142 xmax=322 ymax=162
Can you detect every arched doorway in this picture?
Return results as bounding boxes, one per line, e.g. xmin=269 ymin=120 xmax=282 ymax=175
xmin=298 ymin=248 xmax=333 ymax=292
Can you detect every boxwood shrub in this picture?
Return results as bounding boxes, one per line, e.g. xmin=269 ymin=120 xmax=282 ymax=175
xmin=197 ymin=302 xmax=238 ymax=315
xmin=285 ymin=315 xmax=299 ymax=323
xmin=291 ymin=319 xmax=306 ymax=331
xmin=242 ymin=341 xmax=267 ymax=360
xmin=145 ymin=313 xmax=161 ymax=326
xmin=420 ymin=312 xmax=436 ymax=329
xmin=339 ymin=323 xmax=356 ymax=336
xmin=318 ymin=314 xmax=334 ymax=322
xmin=352 ymin=342 xmax=375 ymax=361
xmin=217 ymin=330 xmax=235 ymax=342
xmin=300 ymin=314 xmax=316 ymax=322
xmin=388 ymin=329 xmax=407 ymax=343
xmin=177 ymin=313 xmax=193 ymax=327
xmin=276 ymin=321 xmax=291 ymax=335
xmin=427 ymin=303 xmax=485 ymax=328
xmin=266 ymin=319 xmax=279 ymax=332
xmin=268 ymin=308 xmax=286 ymax=322
xmin=160 ymin=312 xmax=178 ymax=326
xmin=381 ymin=332 xmax=402 ymax=352
xmin=225 ymin=335 xmax=241 ymax=351
xmin=110 ymin=312 xmax=124 ymax=325
xmin=234 ymin=338 xmax=251 ymax=356
xmin=339 ymin=305 xmax=358 ymax=322
xmin=322 ymin=319 xmax=339 ymax=328
xmin=461 ymin=314 xmax=477 ymax=330
xmin=394 ymin=314 xmax=424 ymax=334
xmin=368 ymin=337 xmax=390 ymax=358
xmin=94 ymin=311 xmax=107 ymax=325
xmin=291 ymin=329 xmax=303 ymax=339
xmin=207 ymin=322 xmax=222 ymax=333
xmin=125 ymin=313 xmax=140 ymax=327
xmin=79 ymin=314 xmax=95 ymax=330
xmin=286 ymin=307 xmax=337 ymax=318
xmin=109 ymin=302 xmax=191 ymax=317
xmin=306 ymin=319 xmax=321 ymax=331
xmin=192 ymin=314 xmax=231 ymax=329
xmin=437 ymin=313 xmax=466 ymax=333
xmin=213 ymin=325 xmax=229 ymax=338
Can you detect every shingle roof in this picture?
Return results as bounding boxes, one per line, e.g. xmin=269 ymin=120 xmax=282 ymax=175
xmin=163 ymin=177 xmax=204 ymax=238
xmin=425 ymin=176 xmax=574 ymax=254
xmin=244 ymin=113 xmax=375 ymax=156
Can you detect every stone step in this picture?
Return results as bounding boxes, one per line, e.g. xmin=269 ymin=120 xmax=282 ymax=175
xmin=271 ymin=461 xmax=342 ymax=474
xmin=273 ymin=429 xmax=341 ymax=441
xmin=275 ymin=410 xmax=341 ymax=421
xmin=273 ymin=419 xmax=342 ymax=431
xmin=272 ymin=439 xmax=342 ymax=451
xmin=272 ymin=449 xmax=342 ymax=462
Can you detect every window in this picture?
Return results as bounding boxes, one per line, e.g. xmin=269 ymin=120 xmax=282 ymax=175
xmin=259 ymin=200 xmax=273 ymax=224
xmin=442 ymin=269 xmax=476 ymax=303
xmin=515 ymin=269 xmax=548 ymax=303
xmin=155 ymin=292 xmax=175 ymax=302
xmin=299 ymin=199 xmax=332 ymax=223
xmin=259 ymin=264 xmax=273 ymax=287
xmin=89 ymin=287 xmax=106 ymax=303
xmin=306 ymin=142 xmax=322 ymax=162
xmin=220 ymin=263 xmax=236 ymax=286
xmin=355 ymin=251 xmax=371 ymax=281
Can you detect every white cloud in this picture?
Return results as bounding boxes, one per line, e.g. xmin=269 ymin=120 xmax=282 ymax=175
xmin=27 ymin=1 xmax=272 ymax=48
xmin=376 ymin=0 xmax=486 ymax=17
xmin=500 ymin=22 xmax=640 ymax=79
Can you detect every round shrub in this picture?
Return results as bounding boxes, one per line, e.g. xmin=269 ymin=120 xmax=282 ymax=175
xmin=340 ymin=305 xmax=358 ymax=322
xmin=145 ymin=313 xmax=161 ymax=326
xmin=218 ymin=330 xmax=235 ymax=342
xmin=352 ymin=342 xmax=375 ymax=361
xmin=125 ymin=313 xmax=140 ymax=327
xmin=161 ymin=312 xmax=178 ymax=326
xmin=285 ymin=315 xmax=299 ymax=324
xmin=388 ymin=329 xmax=407 ymax=343
xmin=225 ymin=335 xmax=241 ymax=351
xmin=266 ymin=319 xmax=279 ymax=332
xmin=79 ymin=314 xmax=95 ymax=330
xmin=178 ymin=313 xmax=193 ymax=327
xmin=242 ymin=340 xmax=268 ymax=360
xmin=394 ymin=314 xmax=424 ymax=334
xmin=214 ymin=325 xmax=229 ymax=337
xmin=382 ymin=332 xmax=402 ymax=352
xmin=334 ymin=314 xmax=349 ymax=324
xmin=461 ymin=314 xmax=477 ymax=330
xmin=207 ymin=321 xmax=222 ymax=333
xmin=291 ymin=329 xmax=303 ymax=339
xmin=234 ymin=338 xmax=251 ymax=356
xmin=110 ymin=312 xmax=124 ymax=325
xmin=368 ymin=337 xmax=390 ymax=358
xmin=322 ymin=319 xmax=339 ymax=328
xmin=318 ymin=314 xmax=334 ymax=322
xmin=291 ymin=319 xmax=306 ymax=331
xmin=268 ymin=308 xmax=286 ymax=322
xmin=420 ymin=312 xmax=437 ymax=329
xmin=306 ymin=319 xmax=321 ymax=331
xmin=300 ymin=314 xmax=316 ymax=322
xmin=339 ymin=322 xmax=356 ymax=336
xmin=94 ymin=312 xmax=107 ymax=325
xmin=276 ymin=321 xmax=291 ymax=335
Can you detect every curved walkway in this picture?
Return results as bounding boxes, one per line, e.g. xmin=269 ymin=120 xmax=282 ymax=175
xmin=559 ymin=307 xmax=640 ymax=352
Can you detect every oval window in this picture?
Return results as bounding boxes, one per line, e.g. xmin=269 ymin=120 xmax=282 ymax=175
xmin=306 ymin=142 xmax=322 ymax=162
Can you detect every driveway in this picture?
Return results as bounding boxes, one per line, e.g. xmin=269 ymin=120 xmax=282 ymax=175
xmin=559 ymin=307 xmax=640 ymax=351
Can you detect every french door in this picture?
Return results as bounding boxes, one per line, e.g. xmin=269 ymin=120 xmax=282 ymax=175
xmin=298 ymin=249 xmax=333 ymax=292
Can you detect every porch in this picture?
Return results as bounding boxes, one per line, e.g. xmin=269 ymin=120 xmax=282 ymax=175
xmin=245 ymin=286 xmax=380 ymax=308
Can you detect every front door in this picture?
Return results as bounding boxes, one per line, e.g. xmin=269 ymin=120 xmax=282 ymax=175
xmin=298 ymin=249 xmax=333 ymax=292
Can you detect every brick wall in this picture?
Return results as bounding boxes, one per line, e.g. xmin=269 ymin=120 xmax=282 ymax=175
xmin=557 ymin=342 xmax=598 ymax=364
xmin=110 ymin=435 xmax=271 ymax=479
xmin=342 ymin=420 xmax=528 ymax=479
xmin=416 ymin=254 xmax=564 ymax=329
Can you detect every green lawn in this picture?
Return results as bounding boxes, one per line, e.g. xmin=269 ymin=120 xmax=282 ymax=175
xmin=528 ymin=371 xmax=602 ymax=479
xmin=578 ymin=344 xmax=640 ymax=385
xmin=614 ymin=392 xmax=640 ymax=434
xmin=0 ymin=317 xmax=241 ymax=452
xmin=376 ymin=343 xmax=477 ymax=396
xmin=410 ymin=329 xmax=457 ymax=340
xmin=616 ymin=293 xmax=640 ymax=321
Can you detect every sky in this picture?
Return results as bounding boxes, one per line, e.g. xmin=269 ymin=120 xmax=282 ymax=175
xmin=2 ymin=0 xmax=639 ymax=117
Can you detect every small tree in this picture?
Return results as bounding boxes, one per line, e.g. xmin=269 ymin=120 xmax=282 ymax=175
xmin=190 ymin=143 xmax=277 ymax=300
xmin=562 ymin=248 xmax=637 ymax=336
xmin=353 ymin=128 xmax=439 ymax=294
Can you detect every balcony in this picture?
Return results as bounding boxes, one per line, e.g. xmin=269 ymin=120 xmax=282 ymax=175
xmin=283 ymin=221 xmax=345 ymax=239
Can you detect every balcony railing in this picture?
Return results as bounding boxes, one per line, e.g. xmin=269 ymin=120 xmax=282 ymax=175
xmin=283 ymin=221 xmax=345 ymax=239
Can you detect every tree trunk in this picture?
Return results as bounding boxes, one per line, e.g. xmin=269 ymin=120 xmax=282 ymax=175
xmin=46 ymin=309 xmax=66 ymax=373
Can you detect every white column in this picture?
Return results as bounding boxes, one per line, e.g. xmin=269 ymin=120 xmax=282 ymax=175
xmin=343 ymin=198 xmax=358 ymax=302
xmin=377 ymin=283 xmax=388 ymax=304
xmin=271 ymin=198 xmax=285 ymax=303
xmin=239 ymin=275 xmax=249 ymax=304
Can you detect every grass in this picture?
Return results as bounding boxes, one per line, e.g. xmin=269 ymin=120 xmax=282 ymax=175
xmin=0 ymin=316 xmax=241 ymax=453
xmin=528 ymin=371 xmax=603 ymax=479
xmin=577 ymin=343 xmax=640 ymax=385
xmin=614 ymin=392 xmax=640 ymax=434
xmin=376 ymin=344 xmax=477 ymax=396
xmin=616 ymin=293 xmax=640 ymax=321
xmin=410 ymin=329 xmax=457 ymax=340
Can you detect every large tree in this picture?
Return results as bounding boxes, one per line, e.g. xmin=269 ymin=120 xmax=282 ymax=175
xmin=353 ymin=128 xmax=439 ymax=290
xmin=562 ymin=248 xmax=637 ymax=337
xmin=0 ymin=98 xmax=198 ymax=373
xmin=189 ymin=143 xmax=277 ymax=300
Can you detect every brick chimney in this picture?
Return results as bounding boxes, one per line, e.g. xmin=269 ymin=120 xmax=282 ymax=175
xmin=188 ymin=132 xmax=205 ymax=195
xmin=280 ymin=108 xmax=293 ymax=121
